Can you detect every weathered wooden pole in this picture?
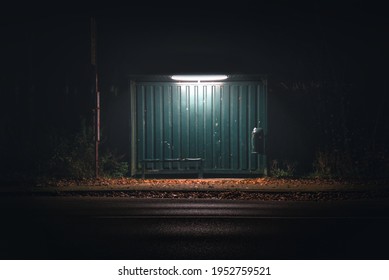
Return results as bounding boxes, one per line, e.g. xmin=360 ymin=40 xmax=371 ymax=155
xmin=91 ymin=17 xmax=100 ymax=178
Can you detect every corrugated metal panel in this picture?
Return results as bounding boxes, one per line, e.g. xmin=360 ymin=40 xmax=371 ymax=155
xmin=129 ymin=78 xmax=267 ymax=176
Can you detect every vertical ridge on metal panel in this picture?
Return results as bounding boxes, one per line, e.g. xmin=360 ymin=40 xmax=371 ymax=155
xmin=240 ymin=84 xmax=248 ymax=170
xmin=248 ymin=83 xmax=256 ymax=171
xmin=137 ymin=85 xmax=145 ymax=166
xmin=146 ymin=85 xmax=154 ymax=167
xmin=168 ymin=85 xmax=173 ymax=168
xmin=198 ymin=85 xmax=204 ymax=160
xmin=256 ymin=83 xmax=261 ymax=171
xmin=230 ymin=85 xmax=239 ymax=170
xmin=172 ymin=86 xmax=180 ymax=168
xmin=221 ymin=84 xmax=230 ymax=169
xmin=155 ymin=85 xmax=163 ymax=170
xmin=181 ymin=86 xmax=189 ymax=160
xmin=214 ymin=85 xmax=221 ymax=168
xmin=262 ymin=81 xmax=268 ymax=173
xmin=129 ymin=81 xmax=137 ymax=176
xmin=212 ymin=85 xmax=216 ymax=168
xmin=189 ymin=85 xmax=196 ymax=158
xmin=205 ymin=85 xmax=213 ymax=169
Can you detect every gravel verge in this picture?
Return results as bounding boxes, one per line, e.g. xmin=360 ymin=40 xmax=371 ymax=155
xmin=50 ymin=189 xmax=389 ymax=201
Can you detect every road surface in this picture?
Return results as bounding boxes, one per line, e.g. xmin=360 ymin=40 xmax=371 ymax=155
xmin=1 ymin=195 xmax=389 ymax=259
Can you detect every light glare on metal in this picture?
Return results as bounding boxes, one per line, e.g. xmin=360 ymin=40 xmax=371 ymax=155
xmin=171 ymin=75 xmax=228 ymax=82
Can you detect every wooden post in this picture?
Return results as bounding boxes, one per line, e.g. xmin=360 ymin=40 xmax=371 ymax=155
xmin=91 ymin=17 xmax=100 ymax=178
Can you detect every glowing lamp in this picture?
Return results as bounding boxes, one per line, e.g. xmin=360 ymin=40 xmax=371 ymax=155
xmin=171 ymin=75 xmax=228 ymax=82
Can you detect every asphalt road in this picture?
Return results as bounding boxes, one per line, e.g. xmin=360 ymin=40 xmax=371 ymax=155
xmin=1 ymin=195 xmax=389 ymax=260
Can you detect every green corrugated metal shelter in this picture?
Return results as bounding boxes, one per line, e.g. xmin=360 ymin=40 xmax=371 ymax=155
xmin=129 ymin=74 xmax=267 ymax=177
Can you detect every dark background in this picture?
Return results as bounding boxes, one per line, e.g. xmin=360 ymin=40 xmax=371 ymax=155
xmin=1 ymin=1 xmax=388 ymax=182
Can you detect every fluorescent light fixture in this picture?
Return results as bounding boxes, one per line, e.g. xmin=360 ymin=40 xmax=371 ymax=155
xmin=171 ymin=75 xmax=228 ymax=82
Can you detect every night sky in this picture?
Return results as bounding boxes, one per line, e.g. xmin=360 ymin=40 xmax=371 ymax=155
xmin=1 ymin=2 xmax=388 ymax=181
xmin=3 ymin=2 xmax=387 ymax=78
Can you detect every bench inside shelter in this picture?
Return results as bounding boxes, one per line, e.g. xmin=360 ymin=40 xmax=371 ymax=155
xmin=141 ymin=158 xmax=204 ymax=178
